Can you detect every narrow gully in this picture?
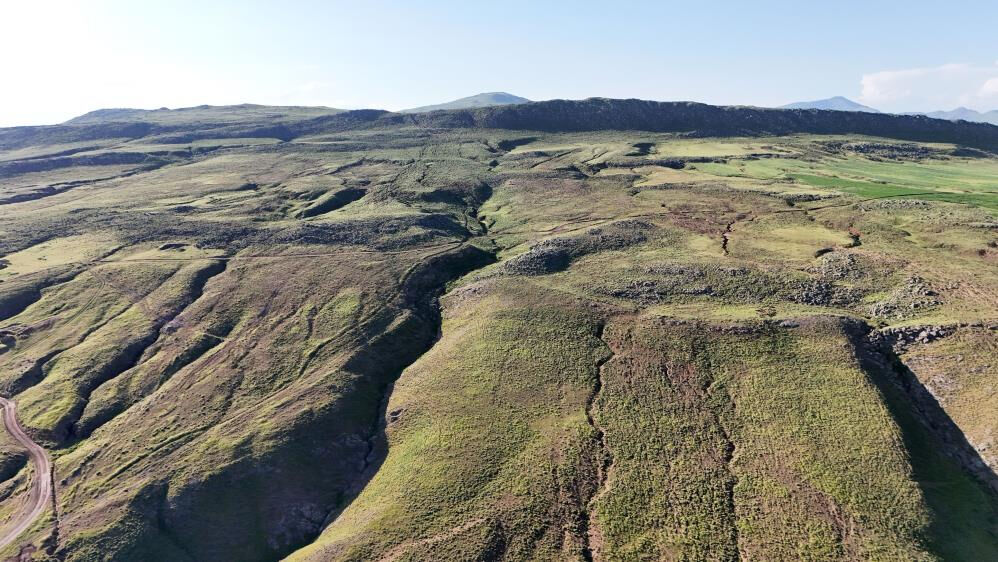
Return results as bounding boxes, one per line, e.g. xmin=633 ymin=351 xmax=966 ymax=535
xmin=706 ymin=379 xmax=741 ymax=561
xmin=309 ymin=200 xmax=499 ymax=544
xmin=581 ymin=322 xmax=617 ymax=562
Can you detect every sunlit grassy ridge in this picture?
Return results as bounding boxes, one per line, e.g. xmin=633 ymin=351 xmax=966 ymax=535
xmin=591 ymin=317 xmax=933 ymax=560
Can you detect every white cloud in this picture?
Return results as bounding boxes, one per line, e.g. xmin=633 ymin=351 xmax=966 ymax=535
xmin=980 ymin=77 xmax=998 ymax=98
xmin=859 ymin=63 xmax=998 ymax=112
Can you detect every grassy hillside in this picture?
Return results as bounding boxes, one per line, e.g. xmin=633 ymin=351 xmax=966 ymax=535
xmin=0 ymin=104 xmax=996 ymax=560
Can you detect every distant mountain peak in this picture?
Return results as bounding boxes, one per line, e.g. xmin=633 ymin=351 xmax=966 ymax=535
xmin=401 ymin=92 xmax=530 ymax=113
xmin=919 ymin=107 xmax=998 ymax=125
xmin=779 ymin=96 xmax=880 ymax=113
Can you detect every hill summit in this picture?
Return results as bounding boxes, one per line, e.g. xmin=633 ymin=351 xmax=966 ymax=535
xmin=401 ymin=92 xmax=529 ymax=113
xmin=780 ymin=96 xmax=880 ymax=113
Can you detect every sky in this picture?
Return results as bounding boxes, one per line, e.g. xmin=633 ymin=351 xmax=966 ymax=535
xmin=2 ymin=0 xmax=997 ymax=126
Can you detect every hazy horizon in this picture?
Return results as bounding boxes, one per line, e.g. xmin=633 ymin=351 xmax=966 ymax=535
xmin=3 ymin=0 xmax=998 ymax=127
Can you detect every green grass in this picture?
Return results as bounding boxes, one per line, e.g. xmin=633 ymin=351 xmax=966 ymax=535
xmin=791 ymin=172 xmax=998 ymax=210
xmin=289 ymin=281 xmax=606 ymax=560
xmin=864 ymin=355 xmax=998 ymax=560
xmin=592 ymin=317 xmax=934 ymax=560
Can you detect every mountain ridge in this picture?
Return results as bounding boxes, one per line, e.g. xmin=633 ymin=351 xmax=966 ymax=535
xmin=5 ymin=98 xmax=998 ymax=155
xmin=914 ymin=107 xmax=998 ymax=126
xmin=780 ymin=97 xmax=998 ymax=125
xmin=64 ymin=103 xmax=344 ymax=126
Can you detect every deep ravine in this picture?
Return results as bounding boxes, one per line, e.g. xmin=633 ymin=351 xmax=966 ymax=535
xmin=303 ymin=195 xmax=500 ymax=553
xmin=855 ymin=322 xmax=998 ymax=493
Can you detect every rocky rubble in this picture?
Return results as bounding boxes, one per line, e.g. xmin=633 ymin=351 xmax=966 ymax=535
xmin=816 ymin=140 xmax=943 ymax=160
xmin=857 ymin=199 xmax=931 ymax=211
xmin=809 ymin=251 xmax=860 ymax=280
xmin=778 ymin=192 xmax=835 ymax=204
xmin=605 ymin=279 xmax=713 ymax=304
xmin=877 ymin=324 xmax=951 ymax=353
xmin=869 ymin=275 xmax=941 ymax=320
xmin=501 ymin=220 xmax=653 ymax=276
xmin=785 ymin=278 xmax=862 ymax=306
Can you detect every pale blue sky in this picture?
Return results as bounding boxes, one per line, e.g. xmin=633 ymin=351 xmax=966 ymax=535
xmin=3 ymin=0 xmax=997 ymax=126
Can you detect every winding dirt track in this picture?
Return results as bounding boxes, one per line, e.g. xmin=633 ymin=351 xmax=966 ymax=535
xmin=0 ymin=397 xmax=52 ymax=551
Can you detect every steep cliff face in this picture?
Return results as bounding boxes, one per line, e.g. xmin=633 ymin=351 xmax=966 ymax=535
xmin=396 ymin=98 xmax=998 ymax=151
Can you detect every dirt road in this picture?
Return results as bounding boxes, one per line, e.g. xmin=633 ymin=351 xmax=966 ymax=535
xmin=0 ymin=397 xmax=52 ymax=551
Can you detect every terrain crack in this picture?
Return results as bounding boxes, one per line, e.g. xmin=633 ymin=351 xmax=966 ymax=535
xmin=721 ymin=221 xmax=735 ymax=256
xmin=720 ymin=213 xmax=754 ymax=257
xmin=706 ymin=378 xmax=741 ymax=561
xmin=305 ymin=197 xmax=499 ymax=548
xmin=44 ymin=461 xmax=61 ymax=558
xmin=530 ymin=150 xmax=574 ymax=169
xmin=581 ymin=322 xmax=616 ymax=562
xmin=715 ymin=188 xmax=956 ymax=257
